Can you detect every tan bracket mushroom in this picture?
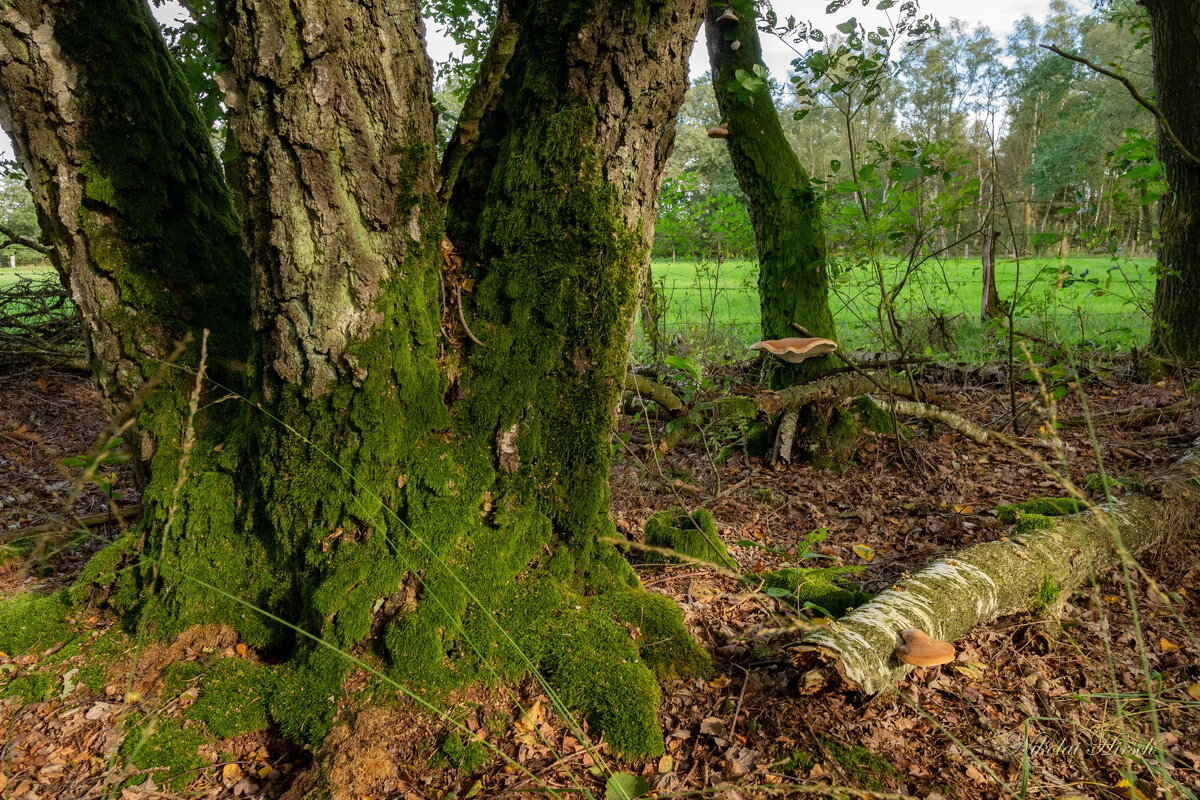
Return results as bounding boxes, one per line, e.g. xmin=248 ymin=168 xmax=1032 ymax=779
xmin=894 ymin=628 xmax=956 ymax=667
xmin=716 ymin=8 xmax=739 ymax=25
xmin=749 ymin=336 xmax=837 ymax=364
xmin=707 ymin=121 xmax=730 ymax=139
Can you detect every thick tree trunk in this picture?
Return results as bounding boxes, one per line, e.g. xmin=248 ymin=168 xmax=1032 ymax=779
xmin=0 ymin=0 xmax=252 ymax=452
xmin=0 ymin=0 xmax=710 ymax=760
xmin=794 ymin=439 xmax=1200 ymax=695
xmin=705 ymin=6 xmax=837 ymax=388
xmin=1145 ymin=0 xmax=1200 ymax=364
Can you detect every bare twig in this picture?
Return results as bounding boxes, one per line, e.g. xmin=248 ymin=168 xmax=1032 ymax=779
xmin=455 ymin=283 xmax=485 ymax=347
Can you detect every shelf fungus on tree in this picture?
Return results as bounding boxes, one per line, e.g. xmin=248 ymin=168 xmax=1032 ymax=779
xmin=716 ymin=8 xmax=739 ymax=25
xmin=894 ymin=628 xmax=956 ymax=667
xmin=707 ymin=122 xmax=730 ymax=139
xmin=749 ymin=336 xmax=838 ymax=364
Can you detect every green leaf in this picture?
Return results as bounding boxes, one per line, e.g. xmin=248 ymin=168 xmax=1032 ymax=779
xmin=836 ymin=17 xmax=858 ymax=34
xmin=606 ymin=773 xmax=651 ymax=800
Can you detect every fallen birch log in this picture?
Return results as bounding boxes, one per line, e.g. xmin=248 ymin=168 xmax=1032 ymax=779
xmin=792 ymin=439 xmax=1200 ymax=695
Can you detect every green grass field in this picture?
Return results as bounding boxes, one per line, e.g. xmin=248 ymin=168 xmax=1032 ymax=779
xmin=0 ymin=258 xmax=1155 ymax=361
xmin=0 ymin=263 xmax=56 ymax=290
xmin=646 ymin=255 xmax=1155 ymax=358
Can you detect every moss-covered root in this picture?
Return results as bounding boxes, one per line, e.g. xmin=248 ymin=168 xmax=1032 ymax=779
xmin=794 ymin=440 xmax=1200 ymax=695
xmin=994 ymin=496 xmax=1089 ymax=525
xmin=644 ymin=508 xmax=737 ymax=570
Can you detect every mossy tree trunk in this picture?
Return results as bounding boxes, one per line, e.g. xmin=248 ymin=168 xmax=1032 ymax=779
xmin=0 ymin=0 xmax=252 ymax=462
xmin=0 ymin=0 xmax=710 ymax=759
xmin=1145 ymin=0 xmax=1200 ymax=365
xmin=705 ymin=5 xmax=837 ymax=388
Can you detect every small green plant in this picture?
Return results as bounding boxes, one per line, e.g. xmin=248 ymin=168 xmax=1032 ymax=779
xmin=737 ymin=529 xmax=868 ymax=617
xmin=1032 ymin=577 xmax=1061 ymax=613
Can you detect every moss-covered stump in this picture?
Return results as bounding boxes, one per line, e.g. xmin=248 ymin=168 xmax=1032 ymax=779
xmin=794 ymin=440 xmax=1200 ymax=694
xmin=788 ymin=396 xmax=903 ymax=469
xmin=644 ymin=508 xmax=738 ymax=570
xmin=994 ymin=496 xmax=1089 ymax=524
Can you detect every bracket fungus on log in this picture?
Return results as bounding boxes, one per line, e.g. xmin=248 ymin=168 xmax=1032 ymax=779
xmin=894 ymin=628 xmax=955 ymax=667
xmin=750 ymin=337 xmax=838 ymax=364
xmin=791 ymin=438 xmax=1200 ymax=695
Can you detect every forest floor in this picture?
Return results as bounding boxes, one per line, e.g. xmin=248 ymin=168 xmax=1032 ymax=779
xmin=0 ymin=364 xmax=1198 ymax=800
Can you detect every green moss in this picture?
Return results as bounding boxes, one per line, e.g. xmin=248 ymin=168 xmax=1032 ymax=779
xmin=1032 ymin=577 xmax=1062 ymax=613
xmin=442 ymin=732 xmax=488 ymax=774
xmin=0 ymin=591 xmax=75 ymax=656
xmin=69 ymin=534 xmax=134 ymax=606
xmin=797 ymin=405 xmax=862 ymax=469
xmin=849 ymin=396 xmax=907 ymax=435
xmin=590 ymin=589 xmax=713 ymax=682
xmin=120 ymin=715 xmax=209 ymax=791
xmin=1015 ymin=513 xmax=1055 ymax=534
xmin=187 ymin=658 xmax=275 ymax=738
xmin=823 ymin=738 xmax=898 ymax=791
xmin=643 ymin=508 xmax=737 ymax=569
xmin=268 ymin=649 xmax=347 ymax=747
xmin=776 ymin=749 xmax=818 ymax=775
xmin=1 ymin=671 xmax=58 ymax=704
xmin=76 ymin=629 xmax=133 ymax=691
xmin=995 ymin=497 xmax=1088 ymax=524
xmin=759 ymin=567 xmax=868 ymax=616
xmin=161 ymin=661 xmax=205 ymax=699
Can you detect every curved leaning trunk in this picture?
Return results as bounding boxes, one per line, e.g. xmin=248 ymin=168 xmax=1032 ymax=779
xmin=794 ymin=440 xmax=1200 ymax=695
xmin=0 ymin=0 xmax=710 ymax=759
xmin=705 ymin=6 xmax=837 ymax=387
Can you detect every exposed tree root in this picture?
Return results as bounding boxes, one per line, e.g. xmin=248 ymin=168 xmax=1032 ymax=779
xmin=792 ymin=438 xmax=1200 ymax=695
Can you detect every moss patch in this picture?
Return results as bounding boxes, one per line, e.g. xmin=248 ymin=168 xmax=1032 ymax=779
xmin=823 ymin=738 xmax=899 ymax=791
xmin=0 ymin=591 xmax=75 ymax=656
xmin=68 ymin=534 xmax=136 ymax=607
xmin=187 ymin=657 xmax=275 ymax=738
xmin=644 ymin=508 xmax=737 ymax=569
xmin=1 ymin=671 xmax=58 ymax=704
xmin=120 ymin=715 xmax=208 ymax=791
xmin=442 ymin=731 xmax=488 ymax=774
xmin=995 ymin=497 xmax=1088 ymax=524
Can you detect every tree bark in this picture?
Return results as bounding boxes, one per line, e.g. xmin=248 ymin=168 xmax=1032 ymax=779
xmin=0 ymin=0 xmax=709 ymax=760
xmin=1145 ymin=0 xmax=1200 ymax=364
xmin=704 ymin=5 xmax=837 ymax=388
xmin=794 ymin=438 xmax=1200 ymax=695
xmin=980 ymin=228 xmax=1003 ymax=321
xmin=0 ymin=0 xmax=252 ymax=459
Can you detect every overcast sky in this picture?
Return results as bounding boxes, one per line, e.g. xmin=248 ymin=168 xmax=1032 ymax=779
xmin=3 ymin=0 xmax=1088 ymax=162
xmin=151 ymin=0 xmax=1092 ymax=82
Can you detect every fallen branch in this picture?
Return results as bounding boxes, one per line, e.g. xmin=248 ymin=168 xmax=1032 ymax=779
xmin=792 ymin=439 xmax=1200 ymax=694
xmin=869 ymin=395 xmax=992 ymax=445
xmin=0 ymin=505 xmax=142 ymax=544
xmin=1062 ymin=399 xmax=1197 ymax=430
xmin=623 ymin=373 xmax=684 ymax=413
xmin=771 ymin=373 xmax=916 ymax=414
